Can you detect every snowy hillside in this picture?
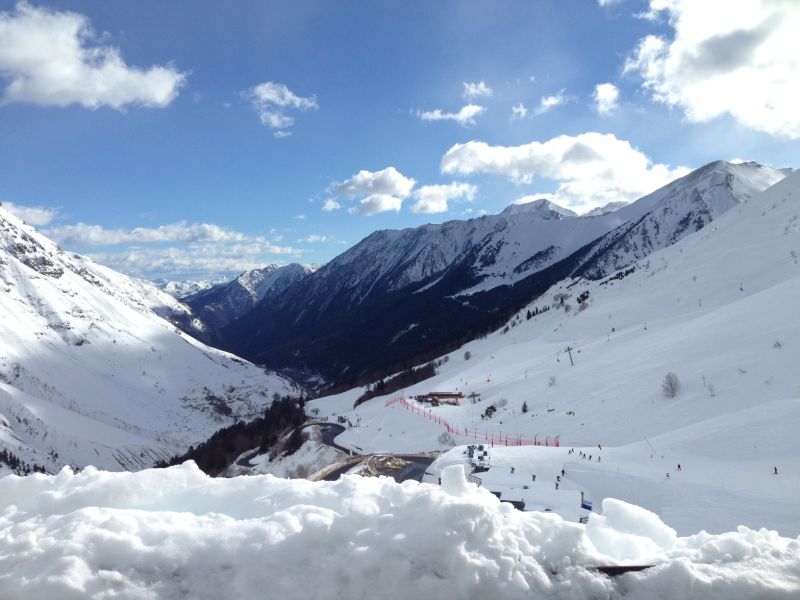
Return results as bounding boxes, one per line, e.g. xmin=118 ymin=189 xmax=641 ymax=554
xmin=185 ymin=263 xmax=311 ymax=328
xmin=309 ymin=170 xmax=800 ymax=536
xmin=0 ymin=207 xmax=298 ymax=473
xmin=224 ymin=161 xmax=784 ymax=382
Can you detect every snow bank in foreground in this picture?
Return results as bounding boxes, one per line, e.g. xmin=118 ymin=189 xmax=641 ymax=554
xmin=0 ymin=463 xmax=797 ymax=600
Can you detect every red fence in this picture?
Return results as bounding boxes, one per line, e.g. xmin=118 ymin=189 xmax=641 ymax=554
xmin=385 ymin=395 xmax=560 ymax=447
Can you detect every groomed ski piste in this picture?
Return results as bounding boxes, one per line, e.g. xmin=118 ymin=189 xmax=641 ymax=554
xmin=307 ymin=170 xmax=800 ymax=538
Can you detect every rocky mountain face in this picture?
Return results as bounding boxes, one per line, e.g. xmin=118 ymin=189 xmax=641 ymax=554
xmin=185 ymin=264 xmax=313 ymax=329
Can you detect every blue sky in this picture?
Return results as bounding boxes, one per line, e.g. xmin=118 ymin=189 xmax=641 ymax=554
xmin=1 ymin=0 xmax=798 ymax=280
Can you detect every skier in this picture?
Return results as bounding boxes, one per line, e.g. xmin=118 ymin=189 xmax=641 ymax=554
xmin=597 ymin=456 xmax=601 ymax=462
xmin=555 ymin=482 xmax=559 ymax=490
xmin=588 ymin=455 xmax=592 ymax=461
xmin=773 ymin=466 xmax=779 ymax=475
xmin=677 ymin=464 xmax=682 ymax=471
xmin=666 ymin=472 xmax=670 ymax=479
xmin=561 ymin=469 xmax=566 ymax=477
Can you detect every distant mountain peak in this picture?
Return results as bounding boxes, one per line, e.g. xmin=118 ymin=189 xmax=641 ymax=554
xmin=581 ymin=201 xmax=630 ymax=217
xmin=501 ymin=198 xmax=577 ymax=219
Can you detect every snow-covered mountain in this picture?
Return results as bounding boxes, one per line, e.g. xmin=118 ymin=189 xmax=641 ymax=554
xmin=582 ymin=200 xmax=629 ymax=216
xmin=574 ymin=160 xmax=786 ymax=278
xmin=0 ymin=206 xmax=298 ymax=473
xmin=223 ymin=161 xmax=785 ymax=383
xmin=155 ymin=278 xmax=226 ymax=299
xmin=500 ymin=198 xmax=578 ymax=218
xmin=310 ymin=169 xmax=800 ymax=536
xmin=185 ymin=264 xmax=313 ymax=328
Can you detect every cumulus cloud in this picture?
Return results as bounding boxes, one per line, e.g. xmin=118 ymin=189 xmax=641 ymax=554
xmin=624 ymin=0 xmax=800 ymax=139
xmin=418 ymin=104 xmax=485 ymax=126
xmin=90 ymin=242 xmax=302 ymax=279
xmin=463 ymin=81 xmax=493 ymax=99
xmin=321 ymin=199 xmax=341 ymax=212
xmin=45 ymin=221 xmax=245 ymax=246
xmin=297 ymin=234 xmax=328 ymax=243
xmin=1 ymin=201 xmax=58 ymax=225
xmin=440 ymin=131 xmax=689 ymax=211
xmin=330 ymin=167 xmax=415 ymax=200
xmin=593 ymin=83 xmax=619 ymax=115
xmin=0 ymin=2 xmax=185 ymax=109
xmin=511 ymin=103 xmax=528 ymax=119
xmin=410 ymin=182 xmax=477 ymax=214
xmin=353 ymin=194 xmax=403 ymax=216
xmin=246 ymin=81 xmax=318 ymax=136
xmin=534 ymin=90 xmax=566 ymax=115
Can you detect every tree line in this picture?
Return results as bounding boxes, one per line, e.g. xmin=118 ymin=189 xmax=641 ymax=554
xmin=156 ymin=396 xmax=306 ymax=475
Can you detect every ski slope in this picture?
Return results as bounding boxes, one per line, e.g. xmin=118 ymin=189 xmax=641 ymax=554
xmin=309 ymin=171 xmax=800 ymax=536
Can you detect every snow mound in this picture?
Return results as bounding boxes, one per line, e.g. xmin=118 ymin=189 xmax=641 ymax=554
xmin=0 ymin=463 xmax=797 ymax=599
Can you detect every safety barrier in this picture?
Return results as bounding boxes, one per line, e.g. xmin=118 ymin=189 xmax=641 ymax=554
xmin=385 ymin=394 xmax=560 ymax=447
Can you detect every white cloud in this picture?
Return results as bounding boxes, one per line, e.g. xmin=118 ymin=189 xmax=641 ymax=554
xmin=511 ymin=103 xmax=528 ymax=119
xmin=297 ymin=234 xmax=329 ymax=243
xmin=410 ymin=182 xmax=477 ymax=214
xmin=330 ymin=167 xmax=415 ymax=200
xmin=247 ymin=81 xmax=318 ymax=133
xmin=593 ymin=83 xmax=619 ymax=115
xmin=355 ymin=194 xmax=403 ymax=216
xmin=418 ymin=104 xmax=485 ymax=126
xmin=440 ymin=131 xmax=690 ymax=211
xmin=321 ymin=199 xmax=341 ymax=212
xmin=534 ymin=90 xmax=566 ymax=115
xmin=292 ymin=214 xmax=307 ymax=220
xmin=1 ymin=201 xmax=58 ymax=225
xmin=597 ymin=0 xmax=623 ymax=6
xmin=331 ymin=167 xmax=416 ymax=215
xmin=463 ymin=81 xmax=493 ymax=99
xmin=45 ymin=221 xmax=245 ymax=247
xmin=0 ymin=2 xmax=185 ymax=109
xmin=89 ymin=241 xmax=303 ymax=279
xmin=624 ymin=0 xmax=800 ymax=139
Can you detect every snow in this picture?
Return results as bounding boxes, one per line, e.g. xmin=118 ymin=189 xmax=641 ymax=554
xmin=154 ymin=278 xmax=226 ymax=298
xmin=0 ymin=206 xmax=298 ymax=473
xmin=309 ymin=170 xmax=800 ymax=536
xmin=0 ymin=462 xmax=797 ymax=599
xmin=185 ymin=263 xmax=313 ymax=328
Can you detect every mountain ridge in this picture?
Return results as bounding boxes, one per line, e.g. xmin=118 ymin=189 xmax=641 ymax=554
xmin=220 ymin=160 xmax=786 ymax=384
